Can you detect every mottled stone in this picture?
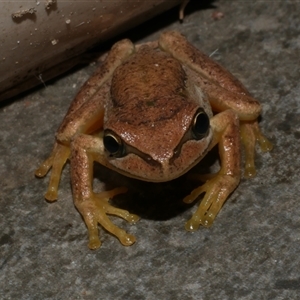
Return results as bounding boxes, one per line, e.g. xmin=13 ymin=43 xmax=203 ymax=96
xmin=1 ymin=1 xmax=300 ymax=299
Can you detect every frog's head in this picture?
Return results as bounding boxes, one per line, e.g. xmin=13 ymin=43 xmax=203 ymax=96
xmin=102 ymin=93 xmax=213 ymax=182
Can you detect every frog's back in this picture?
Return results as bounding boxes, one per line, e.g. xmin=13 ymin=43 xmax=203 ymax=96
xmin=106 ymin=45 xmax=205 ymax=159
xmin=111 ymin=45 xmax=187 ymax=106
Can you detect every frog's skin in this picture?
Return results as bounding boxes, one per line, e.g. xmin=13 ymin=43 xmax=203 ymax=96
xmin=35 ymin=31 xmax=272 ymax=250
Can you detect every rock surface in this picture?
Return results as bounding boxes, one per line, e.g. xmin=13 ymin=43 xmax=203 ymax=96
xmin=1 ymin=1 xmax=300 ymax=299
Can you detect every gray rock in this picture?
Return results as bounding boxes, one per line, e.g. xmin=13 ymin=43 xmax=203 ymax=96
xmin=1 ymin=1 xmax=299 ymax=299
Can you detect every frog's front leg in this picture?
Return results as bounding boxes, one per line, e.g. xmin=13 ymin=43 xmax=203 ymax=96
xmin=184 ymin=109 xmax=241 ymax=230
xmin=70 ymin=133 xmax=139 ymax=250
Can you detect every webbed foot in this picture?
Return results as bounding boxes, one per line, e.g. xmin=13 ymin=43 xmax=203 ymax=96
xmin=76 ymin=187 xmax=139 ymax=250
xmin=240 ymin=121 xmax=273 ymax=178
xmin=183 ymin=172 xmax=239 ymax=231
xmin=35 ymin=143 xmax=70 ymax=201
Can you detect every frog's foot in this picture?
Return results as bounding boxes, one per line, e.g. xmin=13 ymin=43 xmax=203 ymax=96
xmin=76 ymin=187 xmax=140 ymax=250
xmin=240 ymin=121 xmax=273 ymax=178
xmin=35 ymin=143 xmax=70 ymax=201
xmin=183 ymin=172 xmax=239 ymax=231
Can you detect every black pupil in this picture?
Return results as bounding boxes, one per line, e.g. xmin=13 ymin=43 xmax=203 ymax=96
xmin=103 ymin=135 xmax=120 ymax=154
xmin=194 ymin=112 xmax=209 ymax=137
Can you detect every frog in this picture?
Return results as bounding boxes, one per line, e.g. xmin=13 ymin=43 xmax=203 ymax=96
xmin=35 ymin=31 xmax=272 ymax=250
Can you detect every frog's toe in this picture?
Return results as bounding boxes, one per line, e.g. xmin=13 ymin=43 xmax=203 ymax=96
xmin=94 ymin=187 xmax=140 ymax=223
xmin=257 ymin=132 xmax=273 ymax=152
xmin=36 ymin=143 xmax=70 ymax=201
xmin=44 ymin=187 xmax=58 ymax=202
xmin=185 ymin=216 xmax=201 ymax=231
xmin=118 ymin=232 xmax=136 ymax=246
xmin=244 ymin=164 xmax=256 ymax=178
xmin=104 ymin=204 xmax=140 ymax=224
xmin=183 ymin=185 xmax=205 ymax=204
xmin=78 ymin=189 xmax=138 ymax=249
xmin=35 ymin=161 xmax=52 ymax=177
xmin=185 ymin=213 xmax=215 ymax=231
xmin=84 ymin=205 xmax=137 ymax=249
xmin=240 ymin=121 xmax=273 ymax=178
xmin=185 ymin=193 xmax=218 ymax=231
xmin=88 ymin=234 xmax=102 ymax=250
xmin=184 ymin=173 xmax=239 ymax=231
xmin=96 ymin=213 xmax=137 ymax=248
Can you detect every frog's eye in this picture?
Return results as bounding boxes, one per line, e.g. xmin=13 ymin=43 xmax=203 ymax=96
xmin=192 ymin=109 xmax=210 ymax=140
xmin=103 ymin=131 xmax=125 ymax=157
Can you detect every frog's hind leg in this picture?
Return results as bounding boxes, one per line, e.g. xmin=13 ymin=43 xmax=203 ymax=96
xmin=159 ymin=31 xmax=250 ymax=95
xmin=159 ymin=31 xmax=272 ymax=177
xmin=240 ymin=121 xmax=273 ymax=177
xmin=35 ymin=90 xmax=106 ymax=201
xmin=187 ymin=73 xmax=272 ymax=177
xmin=60 ymin=38 xmax=136 ymax=117
xmin=35 ymin=143 xmax=70 ymax=201
xmin=35 ymin=38 xmax=135 ymax=201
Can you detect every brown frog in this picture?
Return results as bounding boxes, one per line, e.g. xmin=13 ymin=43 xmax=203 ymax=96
xmin=36 ymin=31 xmax=272 ymax=249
